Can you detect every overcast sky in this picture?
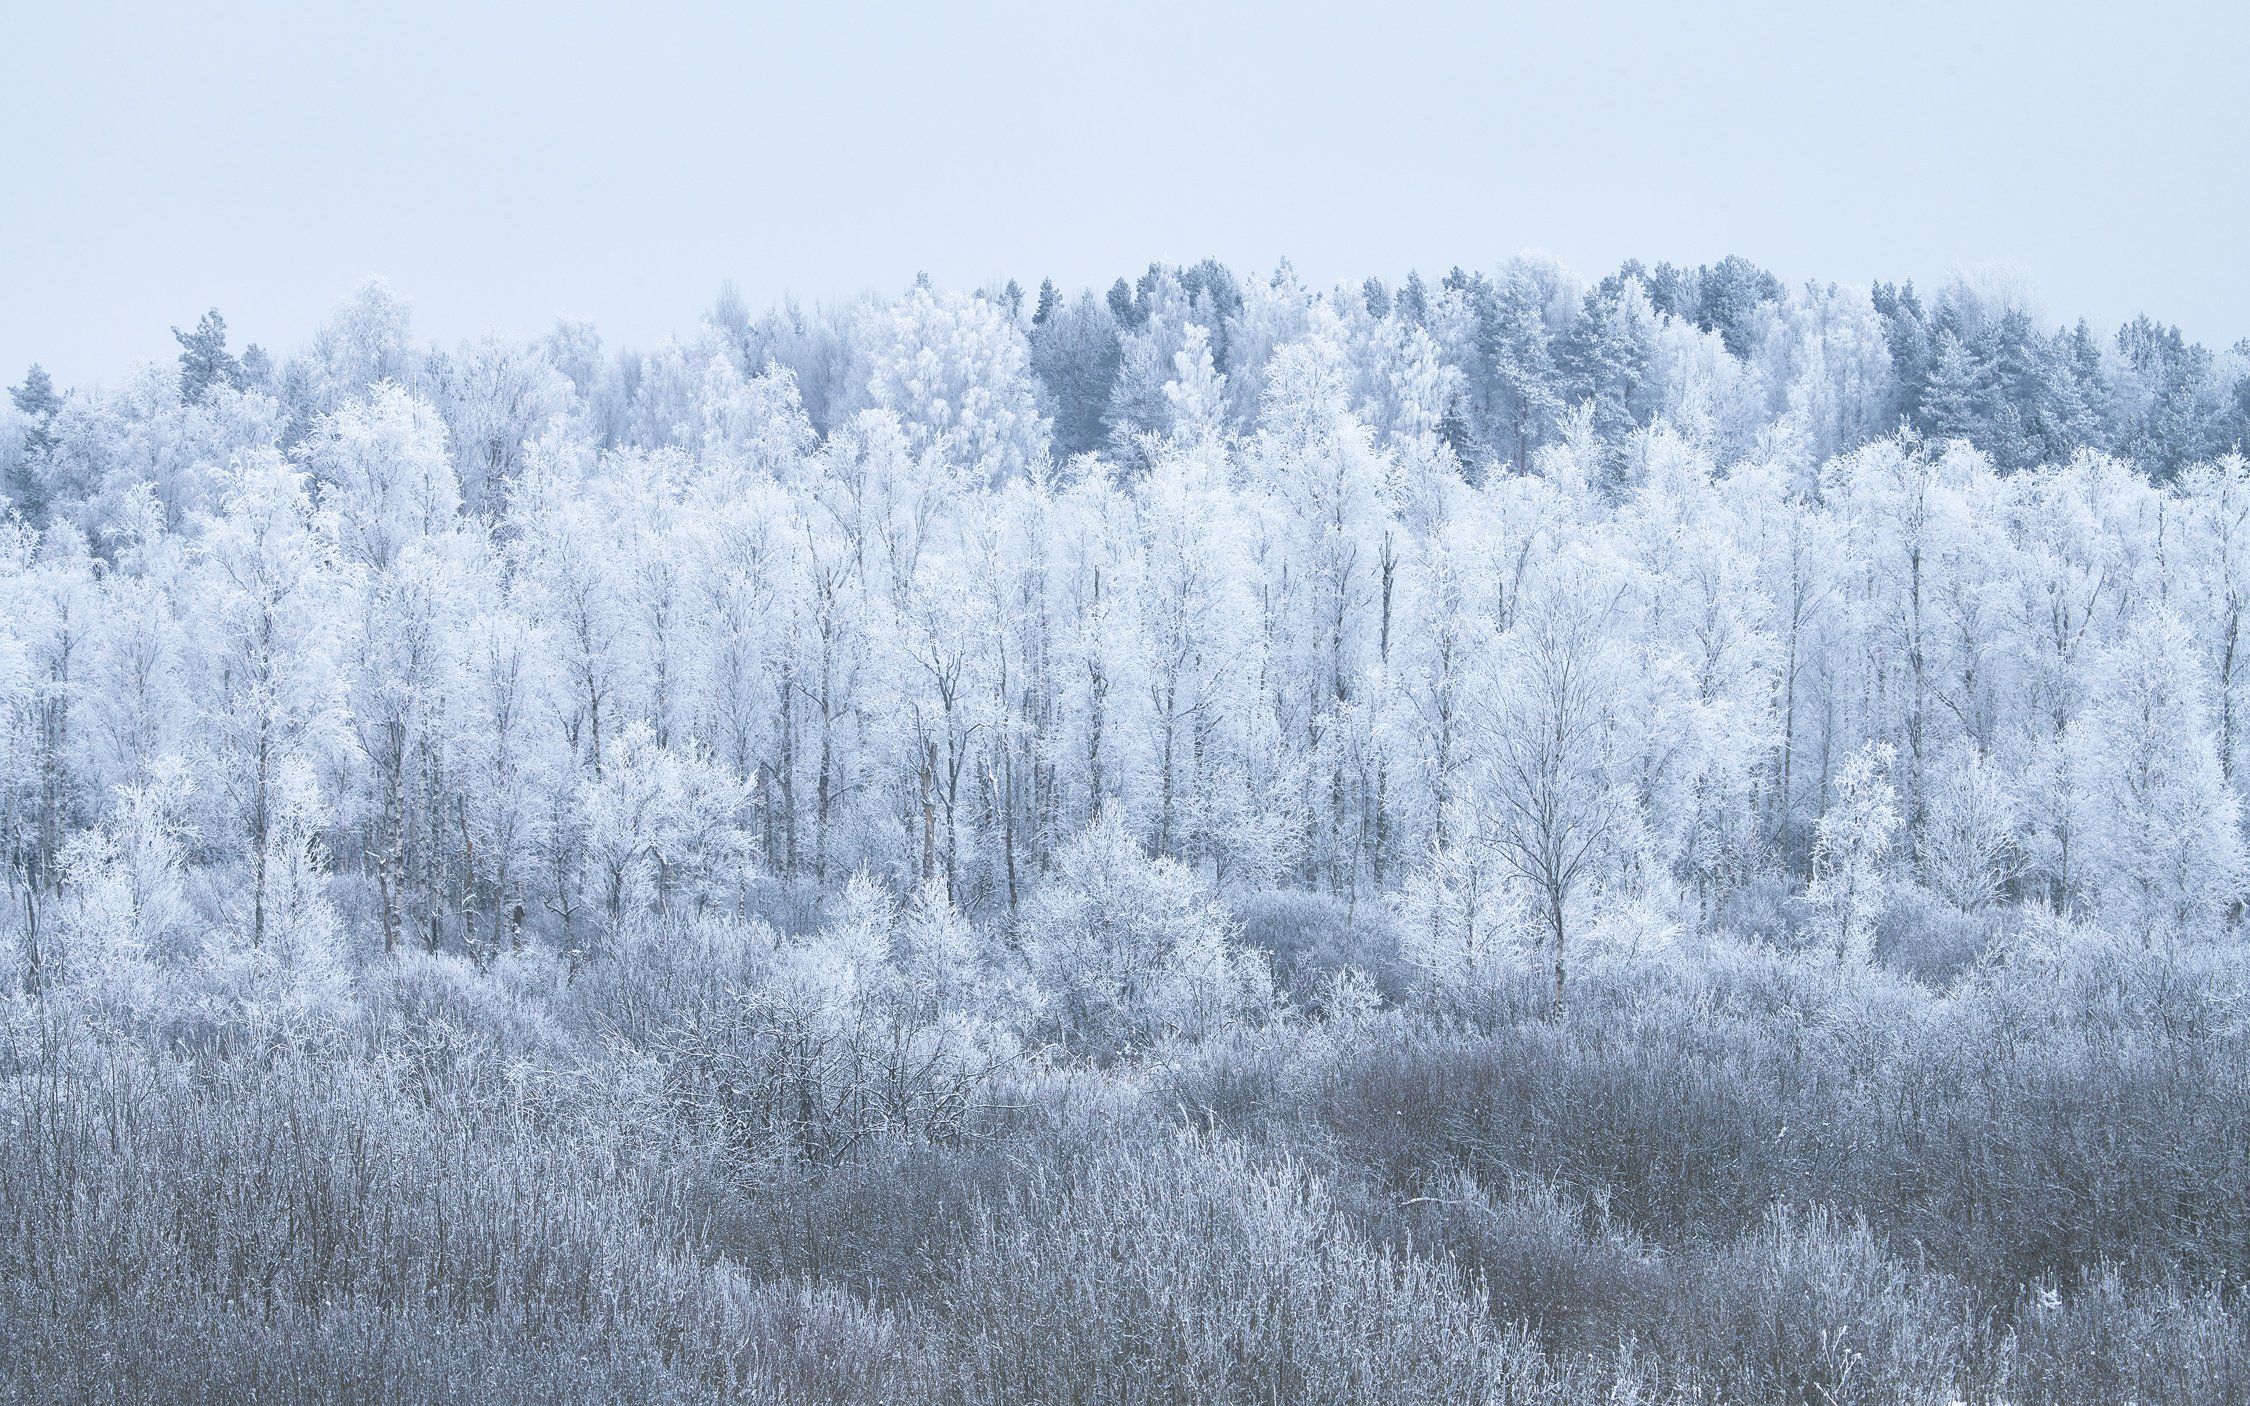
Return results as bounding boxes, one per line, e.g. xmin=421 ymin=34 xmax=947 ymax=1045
xmin=5 ymin=0 xmax=2246 ymax=386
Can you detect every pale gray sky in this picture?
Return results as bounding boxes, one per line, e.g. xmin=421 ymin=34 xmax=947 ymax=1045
xmin=5 ymin=0 xmax=2246 ymax=386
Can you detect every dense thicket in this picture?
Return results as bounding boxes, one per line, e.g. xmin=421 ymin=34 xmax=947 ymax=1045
xmin=4 ymin=258 xmax=2250 ymax=1402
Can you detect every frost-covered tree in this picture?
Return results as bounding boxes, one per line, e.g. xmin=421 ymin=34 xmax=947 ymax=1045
xmin=294 ymin=278 xmax=421 ymax=430
xmin=1470 ymin=578 xmax=1631 ymax=1016
xmin=173 ymin=309 xmax=243 ymax=404
xmin=865 ymin=285 xmax=1049 ymax=484
xmin=437 ymin=335 xmax=575 ymax=509
xmin=194 ymin=450 xmax=345 ymax=954
xmin=2072 ymin=609 xmax=2242 ymax=945
xmin=1805 ymin=742 xmax=1898 ymax=965
xmin=305 ymin=382 xmax=460 ymax=571
xmin=1916 ymin=742 xmax=2018 ymax=915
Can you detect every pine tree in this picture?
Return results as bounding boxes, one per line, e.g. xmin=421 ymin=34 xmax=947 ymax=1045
xmin=6 ymin=364 xmax=59 ymax=517
xmin=173 ymin=308 xmax=242 ymax=403
xmin=1643 ymin=261 xmax=1696 ymax=320
xmin=9 ymin=364 xmax=58 ymax=447
xmin=1176 ymin=259 xmax=1243 ymax=372
xmin=1562 ymin=278 xmax=1655 ymax=459
xmin=1106 ymin=276 xmax=1141 ymax=328
xmin=1490 ymin=270 xmax=1564 ymax=473
xmin=240 ymin=343 xmax=275 ymax=390
xmin=1919 ymin=329 xmax=1985 ymax=445
xmin=1393 ymin=270 xmax=1431 ymax=326
xmin=2114 ymin=315 xmax=2224 ymax=479
xmin=1872 ymin=280 xmax=1933 ymax=426
xmin=1029 ymin=290 xmax=1123 ymax=459
xmin=1692 ymin=255 xmax=1782 ymax=357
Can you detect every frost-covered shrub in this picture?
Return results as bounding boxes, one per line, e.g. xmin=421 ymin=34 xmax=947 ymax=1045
xmin=1715 ymin=863 xmax=1797 ymax=945
xmin=1672 ymin=1206 xmax=1970 ymax=1406
xmin=696 ymin=1138 xmax=1038 ymax=1301
xmin=1232 ymin=885 xmax=1404 ymax=1003
xmin=1873 ymin=881 xmax=1993 ymax=987
xmin=1021 ymin=819 xmax=1272 ymax=1053
xmin=358 ymin=946 xmax=570 ymax=1105
xmin=646 ymin=881 xmax=1018 ymax=1166
xmin=931 ymin=1138 xmax=1541 ymax=1406
xmin=1320 ymin=1005 xmax=1788 ymax=1241
xmin=1370 ymin=1174 xmax=1670 ymax=1356
xmin=2000 ymin=1269 xmax=2250 ymax=1406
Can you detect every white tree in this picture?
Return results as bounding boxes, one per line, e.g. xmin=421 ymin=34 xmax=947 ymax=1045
xmin=865 ymin=286 xmax=1049 ymax=484
xmin=1804 ymin=742 xmax=1899 ymax=965
xmin=1916 ymin=741 xmax=2019 ymax=915
xmin=306 ymin=382 xmax=460 ymax=572
xmin=438 ymin=335 xmax=576 ymax=510
xmin=1470 ymin=578 xmax=1630 ymax=1017
xmin=1393 ymin=804 xmax=1528 ymax=1018
xmin=299 ymin=277 xmax=421 ymax=416
xmin=194 ymin=450 xmax=345 ymax=955
xmin=45 ymin=766 xmax=194 ymax=1019
xmin=2072 ymin=609 xmax=2243 ymax=946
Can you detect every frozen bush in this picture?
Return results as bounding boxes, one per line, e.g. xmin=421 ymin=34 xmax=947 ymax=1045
xmin=1021 ymin=819 xmax=1274 ymax=1053
xmin=930 ymin=1137 xmax=1545 ymax=1405
xmin=1233 ymin=885 xmax=1407 ymax=1003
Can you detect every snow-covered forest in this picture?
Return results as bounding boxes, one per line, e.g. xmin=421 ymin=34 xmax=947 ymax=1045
xmin=7 ymin=258 xmax=2250 ymax=1403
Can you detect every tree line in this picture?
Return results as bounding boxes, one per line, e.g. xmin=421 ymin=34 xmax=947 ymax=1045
xmin=1 ymin=259 xmax=2247 ymax=1030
